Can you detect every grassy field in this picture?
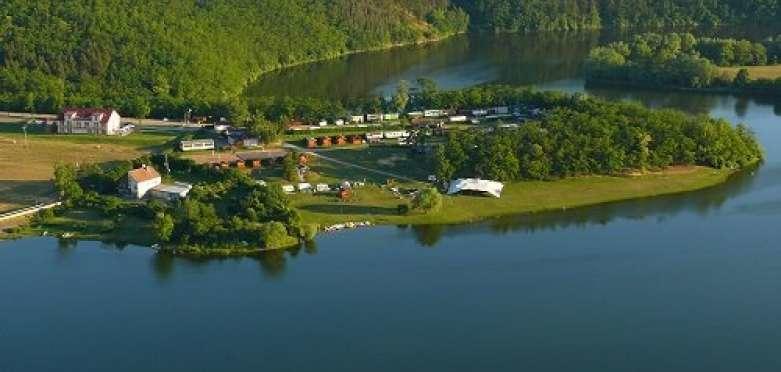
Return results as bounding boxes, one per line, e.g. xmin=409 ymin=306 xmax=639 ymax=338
xmin=291 ymin=166 xmax=735 ymax=227
xmin=719 ymin=65 xmax=781 ymax=80
xmin=0 ymin=122 xmax=178 ymax=212
xmin=307 ymin=145 xmax=432 ymax=183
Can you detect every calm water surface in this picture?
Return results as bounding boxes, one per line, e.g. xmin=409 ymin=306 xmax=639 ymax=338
xmin=3 ymin=31 xmax=781 ymax=372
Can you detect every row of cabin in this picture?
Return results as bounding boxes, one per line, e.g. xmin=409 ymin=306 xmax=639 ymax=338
xmin=211 ymin=159 xmax=263 ymax=170
xmin=365 ymin=131 xmax=411 ymax=143
xmin=332 ymin=113 xmax=400 ymax=126
xmin=306 ymin=135 xmax=364 ymax=149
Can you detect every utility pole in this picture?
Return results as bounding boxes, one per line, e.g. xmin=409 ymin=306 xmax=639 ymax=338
xmin=22 ymin=124 xmax=28 ymax=148
xmin=184 ymin=108 xmax=192 ymax=127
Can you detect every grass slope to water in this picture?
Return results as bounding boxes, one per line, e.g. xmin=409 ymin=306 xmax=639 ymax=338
xmin=292 ymin=166 xmax=734 ymax=227
xmin=719 ymin=65 xmax=781 ymax=80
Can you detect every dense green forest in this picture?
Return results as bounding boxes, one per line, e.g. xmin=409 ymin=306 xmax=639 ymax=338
xmin=3 ymin=0 xmax=781 ymax=118
xmin=431 ymin=87 xmax=763 ymax=182
xmin=585 ymin=32 xmax=781 ymax=94
xmin=0 ymin=0 xmax=468 ymax=117
xmin=458 ymin=0 xmax=781 ymax=32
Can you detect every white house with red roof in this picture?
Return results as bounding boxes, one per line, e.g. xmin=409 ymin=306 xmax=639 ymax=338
xmin=57 ymin=108 xmax=121 ymax=135
xmin=127 ymin=166 xmax=162 ymax=199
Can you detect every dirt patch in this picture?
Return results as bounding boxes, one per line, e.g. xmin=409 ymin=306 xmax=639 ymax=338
xmin=377 ymin=154 xmax=409 ymax=167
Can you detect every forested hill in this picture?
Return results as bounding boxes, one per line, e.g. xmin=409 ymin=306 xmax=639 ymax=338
xmin=0 ymin=0 xmax=468 ymax=117
xmin=3 ymin=0 xmax=781 ymax=118
xmin=457 ymin=0 xmax=781 ymax=32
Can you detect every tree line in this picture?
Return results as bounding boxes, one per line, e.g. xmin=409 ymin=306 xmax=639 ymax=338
xmin=432 ymin=87 xmax=763 ymax=182
xmin=458 ymin=0 xmax=781 ymax=32
xmin=585 ymin=32 xmax=781 ymax=94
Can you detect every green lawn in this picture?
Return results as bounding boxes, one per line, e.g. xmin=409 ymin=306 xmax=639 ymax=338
xmin=0 ymin=123 xmax=179 ymax=150
xmin=291 ymin=167 xmax=735 ymax=227
xmin=26 ymin=208 xmax=155 ymax=246
xmin=309 ymin=145 xmax=432 ymax=182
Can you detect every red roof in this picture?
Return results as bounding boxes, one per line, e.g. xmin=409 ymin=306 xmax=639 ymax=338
xmin=60 ymin=108 xmax=116 ymax=125
xmin=128 ymin=166 xmax=161 ymax=183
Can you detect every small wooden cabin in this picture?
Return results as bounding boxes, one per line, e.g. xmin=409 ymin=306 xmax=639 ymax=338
xmin=349 ymin=135 xmax=364 ymax=145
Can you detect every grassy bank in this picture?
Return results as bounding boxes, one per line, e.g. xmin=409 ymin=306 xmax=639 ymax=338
xmin=719 ymin=65 xmax=781 ymax=80
xmin=292 ymin=166 xmax=735 ymax=227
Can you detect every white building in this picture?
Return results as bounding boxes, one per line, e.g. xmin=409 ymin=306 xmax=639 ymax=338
xmin=447 ymin=178 xmax=504 ymax=198
xmin=424 ymin=109 xmax=446 ymax=118
xmin=365 ymin=132 xmax=384 ymax=142
xmin=383 ymin=130 xmax=410 ymax=139
xmin=449 ymin=115 xmax=468 ymax=123
xmin=366 ymin=114 xmax=382 ymax=122
xmin=128 ymin=166 xmax=162 ymax=199
xmin=382 ymin=113 xmax=400 ymax=121
xmin=491 ymin=106 xmax=510 ymax=115
xmin=350 ymin=115 xmax=365 ymax=124
xmin=150 ymin=183 xmax=192 ymax=201
xmin=57 ymin=108 xmax=121 ymax=135
xmin=180 ymin=139 xmax=215 ymax=152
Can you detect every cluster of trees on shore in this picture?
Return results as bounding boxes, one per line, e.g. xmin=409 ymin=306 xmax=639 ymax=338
xmin=51 ymin=155 xmax=312 ymax=250
xmin=585 ymin=32 xmax=781 ymax=94
xmin=0 ymin=0 xmax=468 ymax=118
xmin=458 ymin=0 xmax=781 ymax=32
xmin=433 ymin=87 xmax=762 ymax=182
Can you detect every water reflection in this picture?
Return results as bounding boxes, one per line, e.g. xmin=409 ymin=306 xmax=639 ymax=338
xmin=410 ymin=165 xmax=760 ymax=246
xmin=246 ymin=32 xmax=603 ymax=100
xmin=585 ymin=84 xmax=781 ymax=118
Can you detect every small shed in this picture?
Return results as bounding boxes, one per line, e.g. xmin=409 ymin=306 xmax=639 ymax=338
xmin=297 ymin=183 xmax=313 ymax=192
xmin=315 ymin=183 xmax=330 ymax=193
xmin=306 ymin=137 xmax=318 ymax=148
xmin=281 ymin=185 xmax=296 ymax=194
xmin=348 ymin=135 xmax=364 ymax=145
xmin=334 ymin=135 xmax=347 ymax=146
xmin=319 ymin=136 xmax=332 ymax=147
xmin=298 ymin=153 xmax=310 ymax=166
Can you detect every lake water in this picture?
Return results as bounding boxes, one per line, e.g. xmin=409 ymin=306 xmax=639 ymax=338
xmin=3 ymin=31 xmax=781 ymax=372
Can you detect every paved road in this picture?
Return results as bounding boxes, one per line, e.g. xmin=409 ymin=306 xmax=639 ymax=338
xmin=0 ymin=202 xmax=62 ymax=222
xmin=283 ymin=143 xmax=419 ymax=183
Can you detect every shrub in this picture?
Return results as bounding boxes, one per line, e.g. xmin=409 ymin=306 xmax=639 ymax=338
xmin=260 ymin=222 xmax=290 ymax=248
xmin=412 ymin=188 xmax=443 ymax=213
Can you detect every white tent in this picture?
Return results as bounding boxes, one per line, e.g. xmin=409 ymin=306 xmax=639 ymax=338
xmin=447 ymin=178 xmax=504 ymax=198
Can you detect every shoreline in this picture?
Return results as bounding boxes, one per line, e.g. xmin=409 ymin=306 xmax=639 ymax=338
xmin=584 ymin=79 xmax=781 ymax=97
xmin=294 ymin=165 xmax=743 ymax=227
xmin=1 ymin=166 xmax=744 ymax=253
